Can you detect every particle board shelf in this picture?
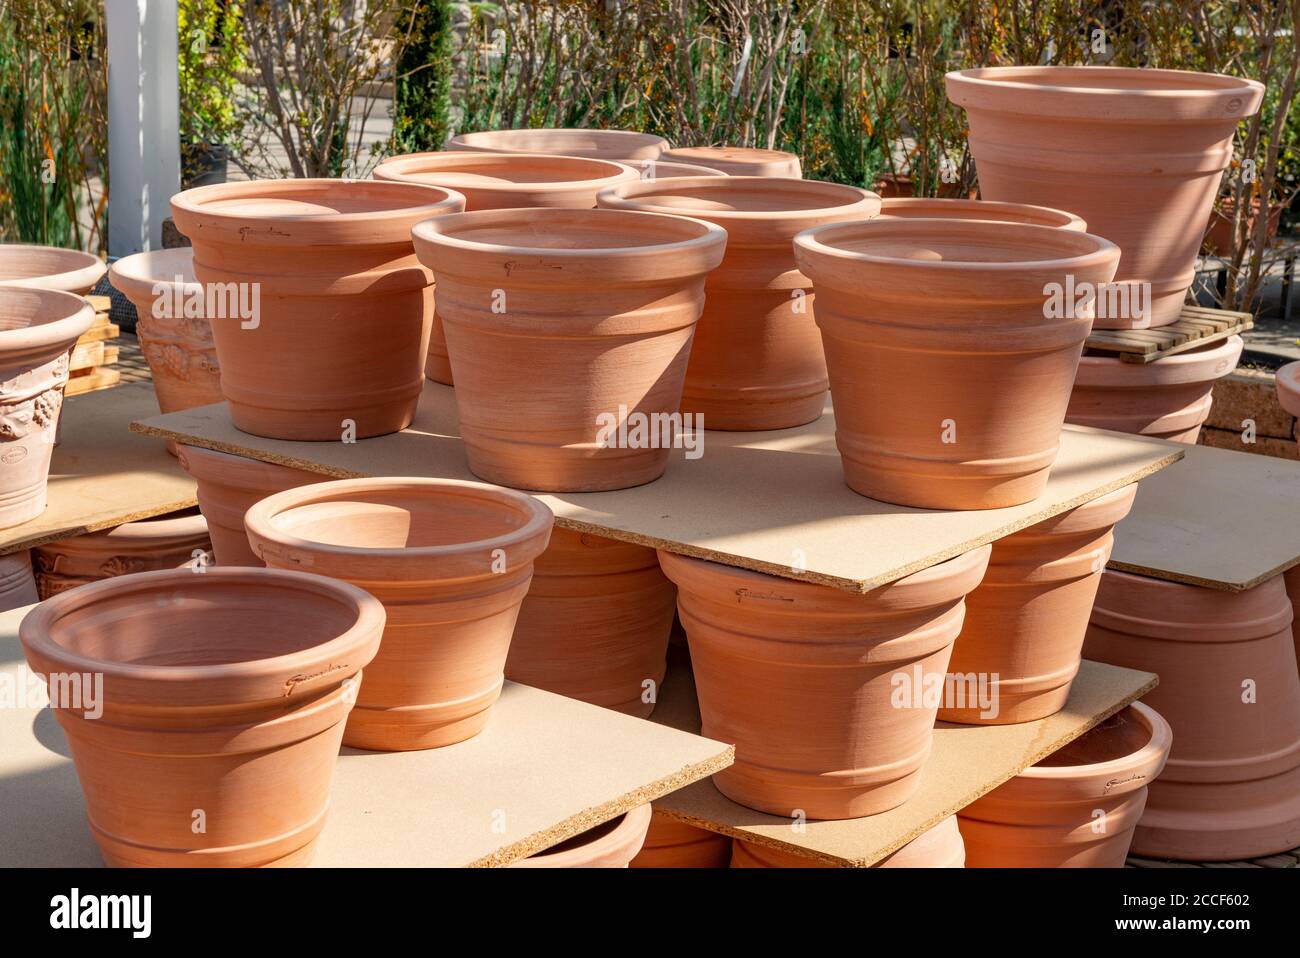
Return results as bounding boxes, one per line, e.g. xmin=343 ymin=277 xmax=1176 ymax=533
xmin=649 ymin=650 xmax=1157 ymax=867
xmin=1084 ymin=304 xmax=1252 ymax=363
xmin=0 ymin=607 xmax=733 ymax=868
xmin=131 ymin=384 xmax=1184 ymax=594
xmin=0 ymin=382 xmax=195 ymax=556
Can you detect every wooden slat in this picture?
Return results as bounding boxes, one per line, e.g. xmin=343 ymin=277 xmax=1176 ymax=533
xmin=76 ymin=323 xmax=120 ymax=344
xmin=1085 ymin=303 xmax=1254 ymax=364
xmin=83 ymin=294 xmax=111 ymax=312
xmin=64 ymin=367 xmax=121 ymax=395
xmin=68 ymin=340 xmax=104 ymax=371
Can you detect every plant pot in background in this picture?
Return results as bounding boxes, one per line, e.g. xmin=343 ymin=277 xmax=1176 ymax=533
xmin=599 ymin=176 xmax=881 ymax=430
xmin=446 ymin=128 xmax=668 ymax=161
xmin=731 ymin=815 xmax=965 ymax=868
xmin=184 ymin=142 xmax=229 ymax=189
xmin=0 ymin=550 xmax=38 ymax=612
xmin=412 ymin=208 xmax=726 ymax=491
xmin=879 ymin=197 xmax=1085 ymax=230
xmin=513 ymin=804 xmax=652 ymax=868
xmin=794 ymin=219 xmax=1119 ymax=509
xmin=1202 ymin=195 xmax=1284 ymax=257
xmin=170 ymin=179 xmax=464 ymax=441
xmin=629 ymin=810 xmax=732 ymax=868
xmin=657 ymin=146 xmax=802 ymax=177
xmin=19 ymin=567 xmax=384 ymax=867
xmin=0 ymin=244 xmax=106 ymax=294
xmin=947 ymin=66 xmax=1264 ymax=329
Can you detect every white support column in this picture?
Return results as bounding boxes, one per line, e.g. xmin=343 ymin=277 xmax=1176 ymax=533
xmin=106 ymin=0 xmax=181 ymax=258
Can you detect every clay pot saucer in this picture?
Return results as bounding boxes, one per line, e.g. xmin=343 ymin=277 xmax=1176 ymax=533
xmin=446 ymin=128 xmax=668 ymax=161
xmin=0 ymin=244 xmax=106 ymax=294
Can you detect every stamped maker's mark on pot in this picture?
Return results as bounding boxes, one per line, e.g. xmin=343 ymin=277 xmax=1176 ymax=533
xmin=1103 ymin=773 xmax=1145 ymax=793
xmin=238 ymin=225 xmax=292 ymax=242
xmin=283 ymin=662 xmax=348 ymax=696
xmin=735 ymin=587 xmax=795 ymax=604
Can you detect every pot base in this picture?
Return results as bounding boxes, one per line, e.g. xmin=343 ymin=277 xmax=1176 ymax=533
xmin=840 ymin=453 xmax=1051 ymax=511
xmin=463 ymin=433 xmax=669 ymax=493
xmin=343 ymin=682 xmax=502 ymax=751
xmin=683 ymin=388 xmax=826 ymax=432
xmin=229 ymin=395 xmax=420 ymax=443
xmin=939 ymin=676 xmax=1075 ymax=726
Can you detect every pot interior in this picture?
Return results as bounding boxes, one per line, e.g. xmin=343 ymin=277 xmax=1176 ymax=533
xmin=1036 ymin=707 xmax=1151 ymax=768
xmin=384 ymin=154 xmax=625 ymax=186
xmin=0 ymin=287 xmax=86 ymax=331
xmin=0 ymin=245 xmax=98 ymax=282
xmin=958 ymin=65 xmax=1253 ymax=94
xmin=112 ymin=248 xmax=196 ymax=286
xmin=880 ymin=199 xmax=1077 ymax=229
xmin=618 ymin=178 xmax=867 ymax=214
xmin=187 ymin=180 xmax=446 ymax=218
xmin=440 ymin=208 xmax=714 ymax=251
xmin=812 ymin=220 xmax=1103 ymax=265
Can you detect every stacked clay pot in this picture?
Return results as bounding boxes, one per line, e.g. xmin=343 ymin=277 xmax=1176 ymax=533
xmin=629 ymin=810 xmax=733 ymax=867
xmin=0 ymin=550 xmax=38 ymax=612
xmin=373 ymin=152 xmax=639 ymax=385
xmin=948 ymin=65 xmax=1264 ymax=328
xmin=170 ymin=179 xmax=464 ymax=440
xmin=941 ymin=484 xmax=1138 ymax=725
xmin=1084 ymin=571 xmax=1300 ymax=860
xmin=1068 ymin=336 xmax=1244 ymax=443
xmin=513 ymin=804 xmax=652 ymax=868
xmin=958 ymin=703 xmax=1172 ymax=867
xmin=599 ymin=176 xmax=881 ymax=430
xmin=245 ymin=477 xmax=553 ymax=750
xmin=446 ymin=127 xmax=668 ymax=161
xmin=731 ymin=815 xmax=965 ymax=868
xmin=878 ymin=197 xmax=1085 ymax=230
xmin=19 ymin=567 xmax=384 ymax=866
xmin=0 ymin=244 xmax=106 ymax=294
xmin=32 ymin=510 xmax=212 ymax=600
xmin=658 ymin=146 xmax=802 ymax=178
xmin=660 ymin=545 xmax=991 ymax=819
xmin=506 ymin=526 xmax=677 ymax=717
xmin=176 ymin=444 xmax=325 ymax=566
xmin=411 ymin=208 xmax=726 ymax=491
xmin=794 ymin=219 xmax=1120 ymax=508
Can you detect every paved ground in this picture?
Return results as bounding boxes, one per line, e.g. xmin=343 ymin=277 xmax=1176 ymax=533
xmin=1129 ymin=846 xmax=1300 ymax=868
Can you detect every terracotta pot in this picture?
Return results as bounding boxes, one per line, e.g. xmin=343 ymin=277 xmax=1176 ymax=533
xmin=374 ymin=152 xmax=639 ymax=386
xmin=629 ymin=811 xmax=732 ymax=867
xmin=1286 ymin=566 xmax=1300 ymax=674
xmin=622 ymin=158 xmax=728 ymax=179
xmin=941 ymin=484 xmax=1138 ymax=725
xmin=0 ymin=549 xmax=38 ymax=612
xmin=1084 ymin=570 xmax=1300 ymax=860
xmin=872 ymin=173 xmax=977 ymax=200
xmin=176 ymin=444 xmax=325 ymax=566
xmin=657 ymin=146 xmax=802 ymax=178
xmin=880 ymin=197 xmax=1085 ymax=230
xmin=1203 ymin=195 xmax=1284 ymax=257
xmin=659 ymin=545 xmax=992 ymax=819
xmin=1276 ymin=360 xmax=1300 ymax=422
xmin=32 ymin=509 xmax=213 ymax=600
xmin=947 ymin=66 xmax=1264 ymax=329
xmin=412 ymin=208 xmax=727 ymax=491
xmin=793 ymin=219 xmax=1119 ymax=509
xmin=0 ymin=287 xmax=95 ymax=528
xmin=1068 ymin=335 xmax=1243 ymax=444
xmin=170 ymin=179 xmax=465 ymax=440
xmin=958 ymin=702 xmax=1173 ymax=867
xmin=506 ymin=526 xmax=676 ymax=717
xmin=245 ymin=477 xmax=553 ymax=750
xmin=19 ymin=566 xmax=385 ymax=867
xmin=599 ymin=176 xmax=881 ymax=430
xmin=731 ymin=815 xmax=965 ymax=868
xmin=446 ymin=128 xmax=668 ymax=161
xmin=513 ymin=804 xmax=653 ymax=868
xmin=0 ymin=243 xmax=106 ymax=294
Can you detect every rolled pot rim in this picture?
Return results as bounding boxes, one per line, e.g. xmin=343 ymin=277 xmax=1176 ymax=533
xmin=879 ymin=197 xmax=1086 ymax=231
xmin=661 ymin=145 xmax=800 ymax=163
xmin=514 ymin=803 xmax=652 ymax=867
xmin=372 ymin=151 xmax=640 ymax=191
xmin=0 ymin=243 xmax=107 ymax=294
xmin=447 ymin=127 xmax=669 ymax=157
xmin=1276 ymin=361 xmax=1300 ymax=414
xmin=624 ymin=158 xmax=729 ymax=177
xmin=597 ymin=175 xmax=881 ymax=223
xmin=0 ymin=284 xmax=97 ymax=351
xmin=177 ymin=443 xmax=324 ymax=485
xmin=1076 ymin=334 xmax=1243 ymax=385
xmin=1019 ymin=701 xmax=1172 ymax=782
xmin=107 ymin=247 xmax=198 ymax=297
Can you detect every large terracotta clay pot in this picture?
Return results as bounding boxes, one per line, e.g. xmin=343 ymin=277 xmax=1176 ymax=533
xmin=412 ymin=208 xmax=727 ymax=491
xmin=958 ymin=702 xmax=1173 ymax=867
xmin=176 ymin=444 xmax=325 ymax=566
xmin=245 ymin=477 xmax=554 ymax=750
xmin=374 ymin=152 xmax=639 ymax=386
xmin=513 ymin=804 xmax=652 ymax=868
xmin=506 ymin=526 xmax=676 ymax=717
xmin=32 ymin=509 xmax=213 ymax=599
xmin=170 ymin=179 xmax=464 ymax=440
xmin=941 ymin=484 xmax=1138 ymax=725
xmin=879 ymin=197 xmax=1085 ymax=230
xmin=731 ymin=815 xmax=965 ymax=868
xmin=659 ymin=545 xmax=992 ymax=820
xmin=447 ymin=128 xmax=668 ymax=161
xmin=947 ymin=66 xmax=1264 ymax=329
xmin=1084 ymin=570 xmax=1300 ymax=860
xmin=658 ymin=146 xmax=802 ymax=178
xmin=0 ymin=243 xmax=106 ymax=294
xmin=599 ymin=176 xmax=881 ymax=430
xmin=19 ymin=566 xmax=385 ymax=867
xmin=793 ymin=219 xmax=1119 ymax=509
xmin=1068 ymin=335 xmax=1243 ymax=443
xmin=0 ymin=287 xmax=94 ymax=528
xmin=629 ymin=810 xmax=732 ymax=867
xmin=0 ymin=549 xmax=38 ymax=612
xmin=623 ymin=158 xmax=728 ymax=179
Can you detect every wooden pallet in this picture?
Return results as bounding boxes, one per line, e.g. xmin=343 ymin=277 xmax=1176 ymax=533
xmin=1085 ymin=304 xmax=1253 ymax=364
xmin=65 ymin=294 xmax=122 ymax=394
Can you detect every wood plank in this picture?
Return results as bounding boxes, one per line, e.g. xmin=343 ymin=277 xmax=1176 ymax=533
xmin=1118 ymin=326 xmax=1245 ymax=363
xmin=63 ymin=368 xmax=120 ymax=395
xmin=1087 ymin=304 xmax=1253 ymax=364
xmin=75 ymin=324 xmax=120 ymax=344
xmin=68 ymin=341 xmax=104 ymax=372
xmin=83 ymin=294 xmax=110 ymax=312
xmin=88 ymin=312 xmax=110 ymax=330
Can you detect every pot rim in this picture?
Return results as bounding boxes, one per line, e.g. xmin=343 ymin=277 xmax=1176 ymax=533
xmin=1076 ymin=334 xmax=1243 ymax=386
xmin=0 ymin=243 xmax=107 ymax=294
xmin=178 ymin=443 xmax=324 ymax=486
xmin=372 ymin=151 xmax=640 ymax=192
xmin=515 ymin=803 xmax=652 ymax=867
xmin=623 ymin=158 xmax=729 ymax=177
xmin=597 ymin=175 xmax=880 ymax=224
xmin=660 ymin=145 xmax=800 ymax=163
xmin=42 ymin=510 xmax=209 ymax=549
xmin=0 ymin=285 xmax=97 ymax=353
xmin=107 ymin=248 xmax=198 ymax=298
xmin=1276 ymin=361 xmax=1300 ymax=416
xmin=879 ymin=197 xmax=1085 ymax=231
xmin=447 ymin=128 xmax=669 ymax=158
xmin=1015 ymin=482 xmax=1138 ymax=539
xmin=1018 ymin=701 xmax=1172 ymax=782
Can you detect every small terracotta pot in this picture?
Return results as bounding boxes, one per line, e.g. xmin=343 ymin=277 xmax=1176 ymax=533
xmin=513 ymin=804 xmax=653 ymax=868
xmin=941 ymin=484 xmax=1138 ymax=725
xmin=1275 ymin=360 xmax=1300 ymax=425
xmin=958 ymin=702 xmax=1173 ymax=867
xmin=32 ymin=509 xmax=213 ymax=600
xmin=1068 ymin=335 xmax=1243 ymax=444
xmin=622 ymin=158 xmax=728 ymax=179
xmin=1203 ymin=195 xmax=1284 ymax=257
xmin=659 ymin=545 xmax=992 ymax=819
xmin=19 ymin=566 xmax=385 ymax=867
xmin=879 ymin=197 xmax=1085 ymax=230
xmin=412 ymin=208 xmax=727 ymax=491
xmin=446 ymin=128 xmax=668 ymax=161
xmin=794 ymin=219 xmax=1119 ymax=509
xmin=245 ymin=477 xmax=554 ymax=750
xmin=176 ymin=444 xmax=325 ymax=566
xmin=374 ymin=152 xmax=639 ymax=386
xmin=506 ymin=526 xmax=676 ymax=717
xmin=0 ymin=243 xmax=106 ymax=294
xmin=629 ymin=811 xmax=732 ymax=867
xmin=947 ymin=66 xmax=1264 ymax=329
xmin=1084 ymin=570 xmax=1300 ymax=860
xmin=731 ymin=815 xmax=965 ymax=868
xmin=0 ymin=549 xmax=38 ymax=612
xmin=170 ymin=179 xmax=465 ymax=440
xmin=0 ymin=287 xmax=95 ymax=528
xmin=599 ymin=176 xmax=880 ymax=430
xmin=657 ymin=146 xmax=802 ymax=178
xmin=872 ymin=173 xmax=977 ymax=200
